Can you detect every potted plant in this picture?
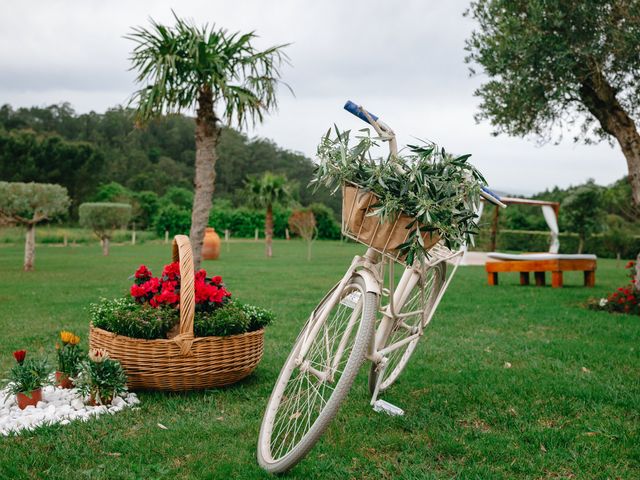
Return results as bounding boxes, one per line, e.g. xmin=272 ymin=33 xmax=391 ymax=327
xmin=312 ymin=129 xmax=486 ymax=264
xmin=55 ymin=330 xmax=83 ymax=388
xmin=88 ymin=235 xmax=274 ymax=391
xmin=76 ymin=348 xmax=128 ymax=406
xmin=5 ymin=350 xmax=50 ymax=410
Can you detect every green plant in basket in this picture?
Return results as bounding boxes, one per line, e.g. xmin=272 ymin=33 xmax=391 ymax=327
xmin=312 ymin=128 xmax=487 ymax=264
xmin=76 ymin=348 xmax=128 ymax=405
xmin=90 ymin=263 xmax=275 ymax=340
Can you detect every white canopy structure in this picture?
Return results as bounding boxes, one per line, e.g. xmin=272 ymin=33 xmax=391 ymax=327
xmin=460 ymin=196 xmax=561 ymax=265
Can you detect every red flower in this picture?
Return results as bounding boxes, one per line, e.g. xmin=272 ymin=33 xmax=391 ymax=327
xmin=135 ymin=265 xmax=152 ymax=279
xmin=625 ymin=261 xmax=635 ymax=269
xmin=162 ymin=262 xmax=181 ymax=280
xmin=161 ymin=280 xmax=178 ymax=293
xmin=130 ymin=284 xmax=147 ymax=298
xmin=143 ymin=277 xmax=161 ymax=294
xmin=13 ymin=350 xmax=26 ymax=364
xmin=195 ymin=269 xmax=207 ymax=282
xmin=212 ymin=275 xmax=222 ymax=285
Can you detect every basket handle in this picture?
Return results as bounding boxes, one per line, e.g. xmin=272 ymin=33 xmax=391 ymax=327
xmin=172 ymin=235 xmax=195 ymax=356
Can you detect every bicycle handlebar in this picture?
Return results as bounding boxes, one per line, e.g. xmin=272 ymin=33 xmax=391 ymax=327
xmin=344 ymin=100 xmax=379 ymax=125
xmin=481 ymin=187 xmax=507 ymax=208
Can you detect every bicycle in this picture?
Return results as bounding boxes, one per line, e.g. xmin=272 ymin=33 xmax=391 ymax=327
xmin=257 ymin=102 xmax=504 ymax=473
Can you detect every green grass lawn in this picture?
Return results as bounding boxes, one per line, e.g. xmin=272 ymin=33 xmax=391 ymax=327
xmin=0 ymin=240 xmax=638 ymax=479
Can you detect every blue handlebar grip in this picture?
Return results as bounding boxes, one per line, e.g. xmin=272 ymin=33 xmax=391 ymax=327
xmin=481 ymin=186 xmax=502 ymax=202
xmin=344 ymin=100 xmax=379 ymax=125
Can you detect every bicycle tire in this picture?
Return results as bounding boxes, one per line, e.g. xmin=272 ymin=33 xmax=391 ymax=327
xmin=258 ymin=275 xmax=377 ymax=473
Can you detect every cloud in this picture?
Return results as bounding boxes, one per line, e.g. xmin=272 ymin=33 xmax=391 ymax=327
xmin=0 ymin=0 xmax=628 ymax=194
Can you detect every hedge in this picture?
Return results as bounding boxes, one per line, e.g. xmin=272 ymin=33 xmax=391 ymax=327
xmin=209 ymin=205 xmax=341 ymax=240
xmin=472 ymin=229 xmax=640 ymax=259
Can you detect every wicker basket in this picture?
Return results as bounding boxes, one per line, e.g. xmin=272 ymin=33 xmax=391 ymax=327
xmin=342 ymin=183 xmax=440 ymax=262
xmin=89 ymin=235 xmax=264 ymax=391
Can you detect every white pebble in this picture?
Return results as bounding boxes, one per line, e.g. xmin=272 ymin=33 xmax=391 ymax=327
xmin=0 ymin=385 xmax=139 ymax=436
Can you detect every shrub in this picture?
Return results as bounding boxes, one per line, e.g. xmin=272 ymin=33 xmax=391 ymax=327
xmin=153 ymin=204 xmax=191 ymax=236
xmin=161 ymin=187 xmax=193 ymax=209
xmin=310 ymin=202 xmax=341 ymax=240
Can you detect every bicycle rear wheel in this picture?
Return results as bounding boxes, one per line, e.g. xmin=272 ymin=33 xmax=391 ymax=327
xmin=368 ymin=262 xmax=446 ymax=395
xmin=258 ymin=275 xmax=377 ymax=473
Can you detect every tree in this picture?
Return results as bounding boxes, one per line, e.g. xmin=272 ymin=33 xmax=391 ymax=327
xmin=245 ymin=173 xmax=293 ymax=257
xmin=79 ymin=203 xmax=132 ymax=256
xmin=0 ymin=130 xmax=103 ymax=211
xmin=0 ymin=182 xmax=70 ymax=271
xmin=127 ymin=13 xmax=289 ymax=268
xmin=289 ymin=209 xmax=317 ymax=260
xmin=561 ymin=182 xmax=605 ymax=253
xmin=465 ymin=0 xmax=640 ymax=283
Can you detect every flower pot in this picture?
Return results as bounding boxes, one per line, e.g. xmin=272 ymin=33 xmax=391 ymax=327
xmin=16 ymin=388 xmax=42 ymax=410
xmin=55 ymin=371 xmax=74 ymax=389
xmin=202 ymin=227 xmax=221 ymax=260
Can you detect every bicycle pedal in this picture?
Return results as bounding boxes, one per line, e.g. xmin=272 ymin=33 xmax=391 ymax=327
xmin=372 ymin=399 xmax=404 ymax=416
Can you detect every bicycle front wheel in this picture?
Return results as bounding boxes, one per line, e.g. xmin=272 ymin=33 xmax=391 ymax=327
xmin=258 ymin=275 xmax=377 ymax=474
xmin=368 ymin=262 xmax=446 ymax=395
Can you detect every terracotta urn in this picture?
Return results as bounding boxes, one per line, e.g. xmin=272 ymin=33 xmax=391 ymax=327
xmin=55 ymin=371 xmax=74 ymax=389
xmin=202 ymin=227 xmax=221 ymax=260
xmin=16 ymin=388 xmax=42 ymax=410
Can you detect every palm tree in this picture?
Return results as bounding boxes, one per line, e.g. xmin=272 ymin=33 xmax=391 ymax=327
xmin=245 ymin=172 xmax=293 ymax=258
xmin=127 ymin=13 xmax=289 ymax=267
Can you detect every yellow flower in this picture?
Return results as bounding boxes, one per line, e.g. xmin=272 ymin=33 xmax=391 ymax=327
xmin=60 ymin=330 xmax=80 ymax=345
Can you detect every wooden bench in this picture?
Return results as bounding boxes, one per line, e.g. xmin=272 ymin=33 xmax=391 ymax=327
xmin=485 ymin=257 xmax=596 ymax=288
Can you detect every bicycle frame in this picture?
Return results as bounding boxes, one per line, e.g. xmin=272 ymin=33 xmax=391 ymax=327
xmin=294 ymin=106 xmax=464 ymax=401
xmin=294 ymin=244 xmax=462 ymax=396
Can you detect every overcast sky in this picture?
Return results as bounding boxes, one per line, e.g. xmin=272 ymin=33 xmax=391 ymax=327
xmin=0 ymin=0 xmax=629 ymax=195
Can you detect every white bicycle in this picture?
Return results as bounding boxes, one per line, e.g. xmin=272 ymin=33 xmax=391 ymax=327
xmin=257 ymin=102 xmax=504 ymax=473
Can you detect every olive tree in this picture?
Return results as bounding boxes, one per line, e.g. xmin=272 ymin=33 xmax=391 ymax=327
xmin=289 ymin=209 xmax=317 ymax=261
xmin=79 ymin=202 xmax=132 ymax=256
xmin=465 ymin=0 xmax=640 ymax=285
xmin=0 ymin=182 xmax=70 ymax=271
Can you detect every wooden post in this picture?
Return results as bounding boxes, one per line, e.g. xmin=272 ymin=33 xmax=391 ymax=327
xmin=534 ymin=272 xmax=546 ymax=286
xmin=131 ymin=223 xmax=136 ymax=246
xmin=164 ymin=230 xmax=169 ymax=244
xmin=551 ymin=271 xmax=563 ymax=288
xmin=487 ymin=272 xmax=498 ymax=286
xmin=285 ymin=228 xmax=290 ymax=241
xmin=519 ymin=272 xmax=530 ymax=286
xmin=584 ymin=270 xmax=596 ymax=287
xmin=255 ymin=228 xmax=259 ymax=242
xmin=489 ymin=205 xmax=500 ymax=252
xmin=63 ymin=234 xmax=68 ymax=247
xmin=224 ymin=229 xmax=230 ymax=252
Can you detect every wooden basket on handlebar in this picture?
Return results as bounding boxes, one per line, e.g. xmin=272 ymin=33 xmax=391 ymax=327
xmin=341 ymin=183 xmax=440 ymax=263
